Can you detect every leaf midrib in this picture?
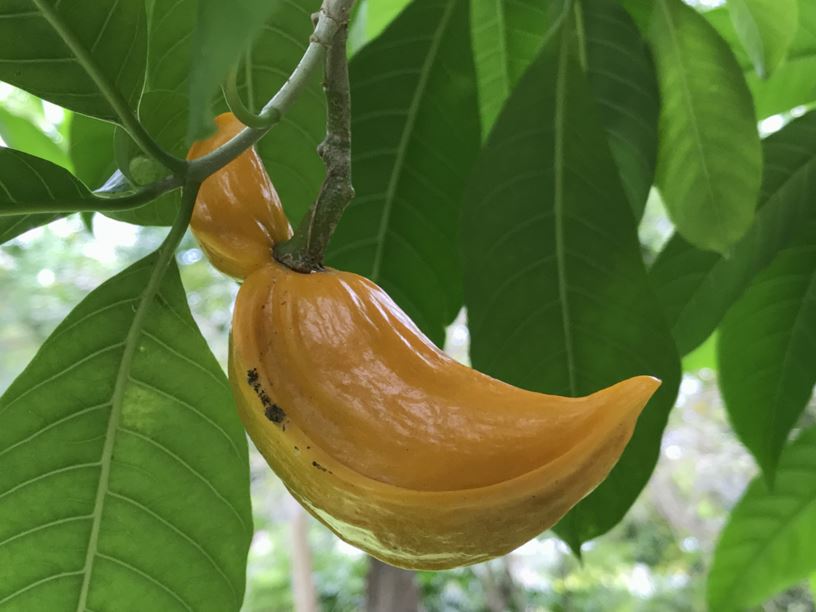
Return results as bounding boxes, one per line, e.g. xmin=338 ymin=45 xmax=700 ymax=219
xmin=764 ymin=252 xmax=816 ymax=474
xmin=75 ymin=256 xmax=183 ymax=611
xmin=554 ymin=26 xmax=577 ymax=396
xmin=369 ymin=0 xmax=457 ymax=281
xmin=658 ymin=0 xmax=724 ymax=241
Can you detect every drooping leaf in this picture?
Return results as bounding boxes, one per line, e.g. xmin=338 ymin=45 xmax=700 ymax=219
xmin=145 ymin=0 xmax=324 ymax=224
xmin=581 ymin=0 xmax=659 ymax=218
xmin=650 ymin=111 xmax=816 ymax=355
xmin=69 ymin=113 xmax=117 ymax=190
xmin=187 ymin=0 xmax=289 ymax=140
xmin=650 ymin=0 xmax=762 ymax=254
xmin=718 ymin=237 xmax=816 ymax=481
xmin=469 ymin=0 xmax=554 ymax=135
xmin=326 ymin=0 xmax=482 ymax=346
xmin=0 ymin=254 xmax=252 ymax=610
xmin=461 ymin=24 xmax=680 ymax=552
xmin=0 ymin=148 xmax=94 ymax=245
xmin=0 ymin=0 xmax=147 ymax=122
xmin=0 ymin=108 xmax=70 ymax=169
xmin=728 ymin=0 xmax=798 ymax=77
xmin=708 ymin=426 xmax=816 ymax=611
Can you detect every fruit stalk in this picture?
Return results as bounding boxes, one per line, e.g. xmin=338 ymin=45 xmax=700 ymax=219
xmin=274 ymin=6 xmax=355 ymax=273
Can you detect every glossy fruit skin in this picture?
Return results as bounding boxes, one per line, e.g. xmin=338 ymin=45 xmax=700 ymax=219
xmin=230 ymin=259 xmax=661 ymax=569
xmin=187 ymin=113 xmax=292 ymax=279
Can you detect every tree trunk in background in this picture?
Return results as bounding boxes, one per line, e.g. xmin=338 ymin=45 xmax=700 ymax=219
xmin=291 ymin=505 xmax=318 ymax=612
xmin=366 ymin=557 xmax=420 ymax=612
xmin=480 ymin=557 xmax=525 ymax=612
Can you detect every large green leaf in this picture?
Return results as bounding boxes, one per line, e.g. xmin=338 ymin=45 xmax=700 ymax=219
xmin=718 ymin=238 xmax=816 ymax=481
xmin=326 ymin=0 xmax=481 ymax=346
xmin=186 ymin=0 xmax=289 ymax=140
xmin=649 ymin=0 xmax=762 ymax=254
xmin=145 ymin=0 xmax=324 ymax=224
xmin=0 ymin=148 xmax=94 ymax=245
xmin=0 ymin=108 xmax=70 ymax=169
xmin=470 ymin=0 xmax=658 ymax=218
xmin=0 ymin=0 xmax=147 ymax=122
xmin=0 ymin=255 xmax=252 ymax=610
xmin=461 ymin=24 xmax=680 ymax=552
xmin=581 ymin=0 xmax=658 ymax=218
xmin=728 ymin=0 xmax=798 ymax=77
xmin=708 ymin=426 xmax=816 ymax=611
xmin=469 ymin=0 xmax=553 ymax=135
xmin=649 ymin=111 xmax=816 ymax=355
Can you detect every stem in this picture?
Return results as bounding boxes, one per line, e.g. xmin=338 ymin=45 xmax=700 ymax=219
xmin=222 ymin=65 xmax=278 ymax=129
xmin=31 ymin=0 xmax=187 ymax=175
xmin=274 ymin=8 xmax=354 ymax=272
xmin=0 ymin=176 xmax=183 ymax=217
xmin=188 ymin=0 xmax=356 ymax=182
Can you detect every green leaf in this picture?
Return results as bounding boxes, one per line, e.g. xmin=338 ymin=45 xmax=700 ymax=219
xmin=0 ymin=108 xmax=70 ymax=169
xmin=461 ymin=24 xmax=680 ymax=552
xmin=105 ymin=92 xmax=187 ymax=227
xmin=728 ymin=0 xmax=798 ymax=77
xmin=708 ymin=426 xmax=816 ymax=611
xmin=145 ymin=0 xmax=324 ymax=224
xmin=238 ymin=0 xmax=324 ymax=225
xmin=749 ymin=58 xmax=816 ymax=119
xmin=0 ymin=254 xmax=252 ymax=610
xmin=326 ymin=0 xmax=481 ymax=346
xmin=186 ymin=0 xmax=296 ymax=141
xmin=471 ymin=0 xmax=658 ymax=218
xmin=0 ymin=0 xmax=147 ymax=122
xmin=580 ymin=0 xmax=659 ymax=218
xmin=706 ymin=0 xmax=816 ymax=118
xmin=69 ymin=113 xmax=117 ymax=190
xmin=718 ymin=238 xmax=816 ymax=481
xmin=650 ymin=0 xmax=762 ymax=254
xmin=649 ymin=111 xmax=816 ymax=355
xmin=365 ymin=0 xmax=412 ymax=41
xmin=0 ymin=148 xmax=94 ymax=245
xmin=681 ymin=330 xmax=717 ymax=373
xmin=469 ymin=0 xmax=554 ymax=135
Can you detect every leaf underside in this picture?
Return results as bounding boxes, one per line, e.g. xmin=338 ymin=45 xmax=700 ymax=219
xmin=0 ymin=256 xmax=252 ymax=611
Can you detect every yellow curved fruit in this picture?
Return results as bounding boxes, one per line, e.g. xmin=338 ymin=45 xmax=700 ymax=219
xmin=230 ymin=259 xmax=661 ymax=569
xmin=187 ymin=113 xmax=292 ymax=279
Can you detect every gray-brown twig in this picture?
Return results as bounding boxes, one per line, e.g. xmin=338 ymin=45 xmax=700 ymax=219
xmin=274 ymin=2 xmax=355 ymax=273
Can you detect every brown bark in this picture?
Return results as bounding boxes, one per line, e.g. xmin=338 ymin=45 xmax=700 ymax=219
xmin=365 ymin=557 xmax=420 ymax=612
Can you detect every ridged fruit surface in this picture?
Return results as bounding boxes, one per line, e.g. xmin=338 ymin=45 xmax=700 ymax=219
xmin=230 ymin=259 xmax=660 ymax=569
xmin=187 ymin=113 xmax=292 ymax=279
